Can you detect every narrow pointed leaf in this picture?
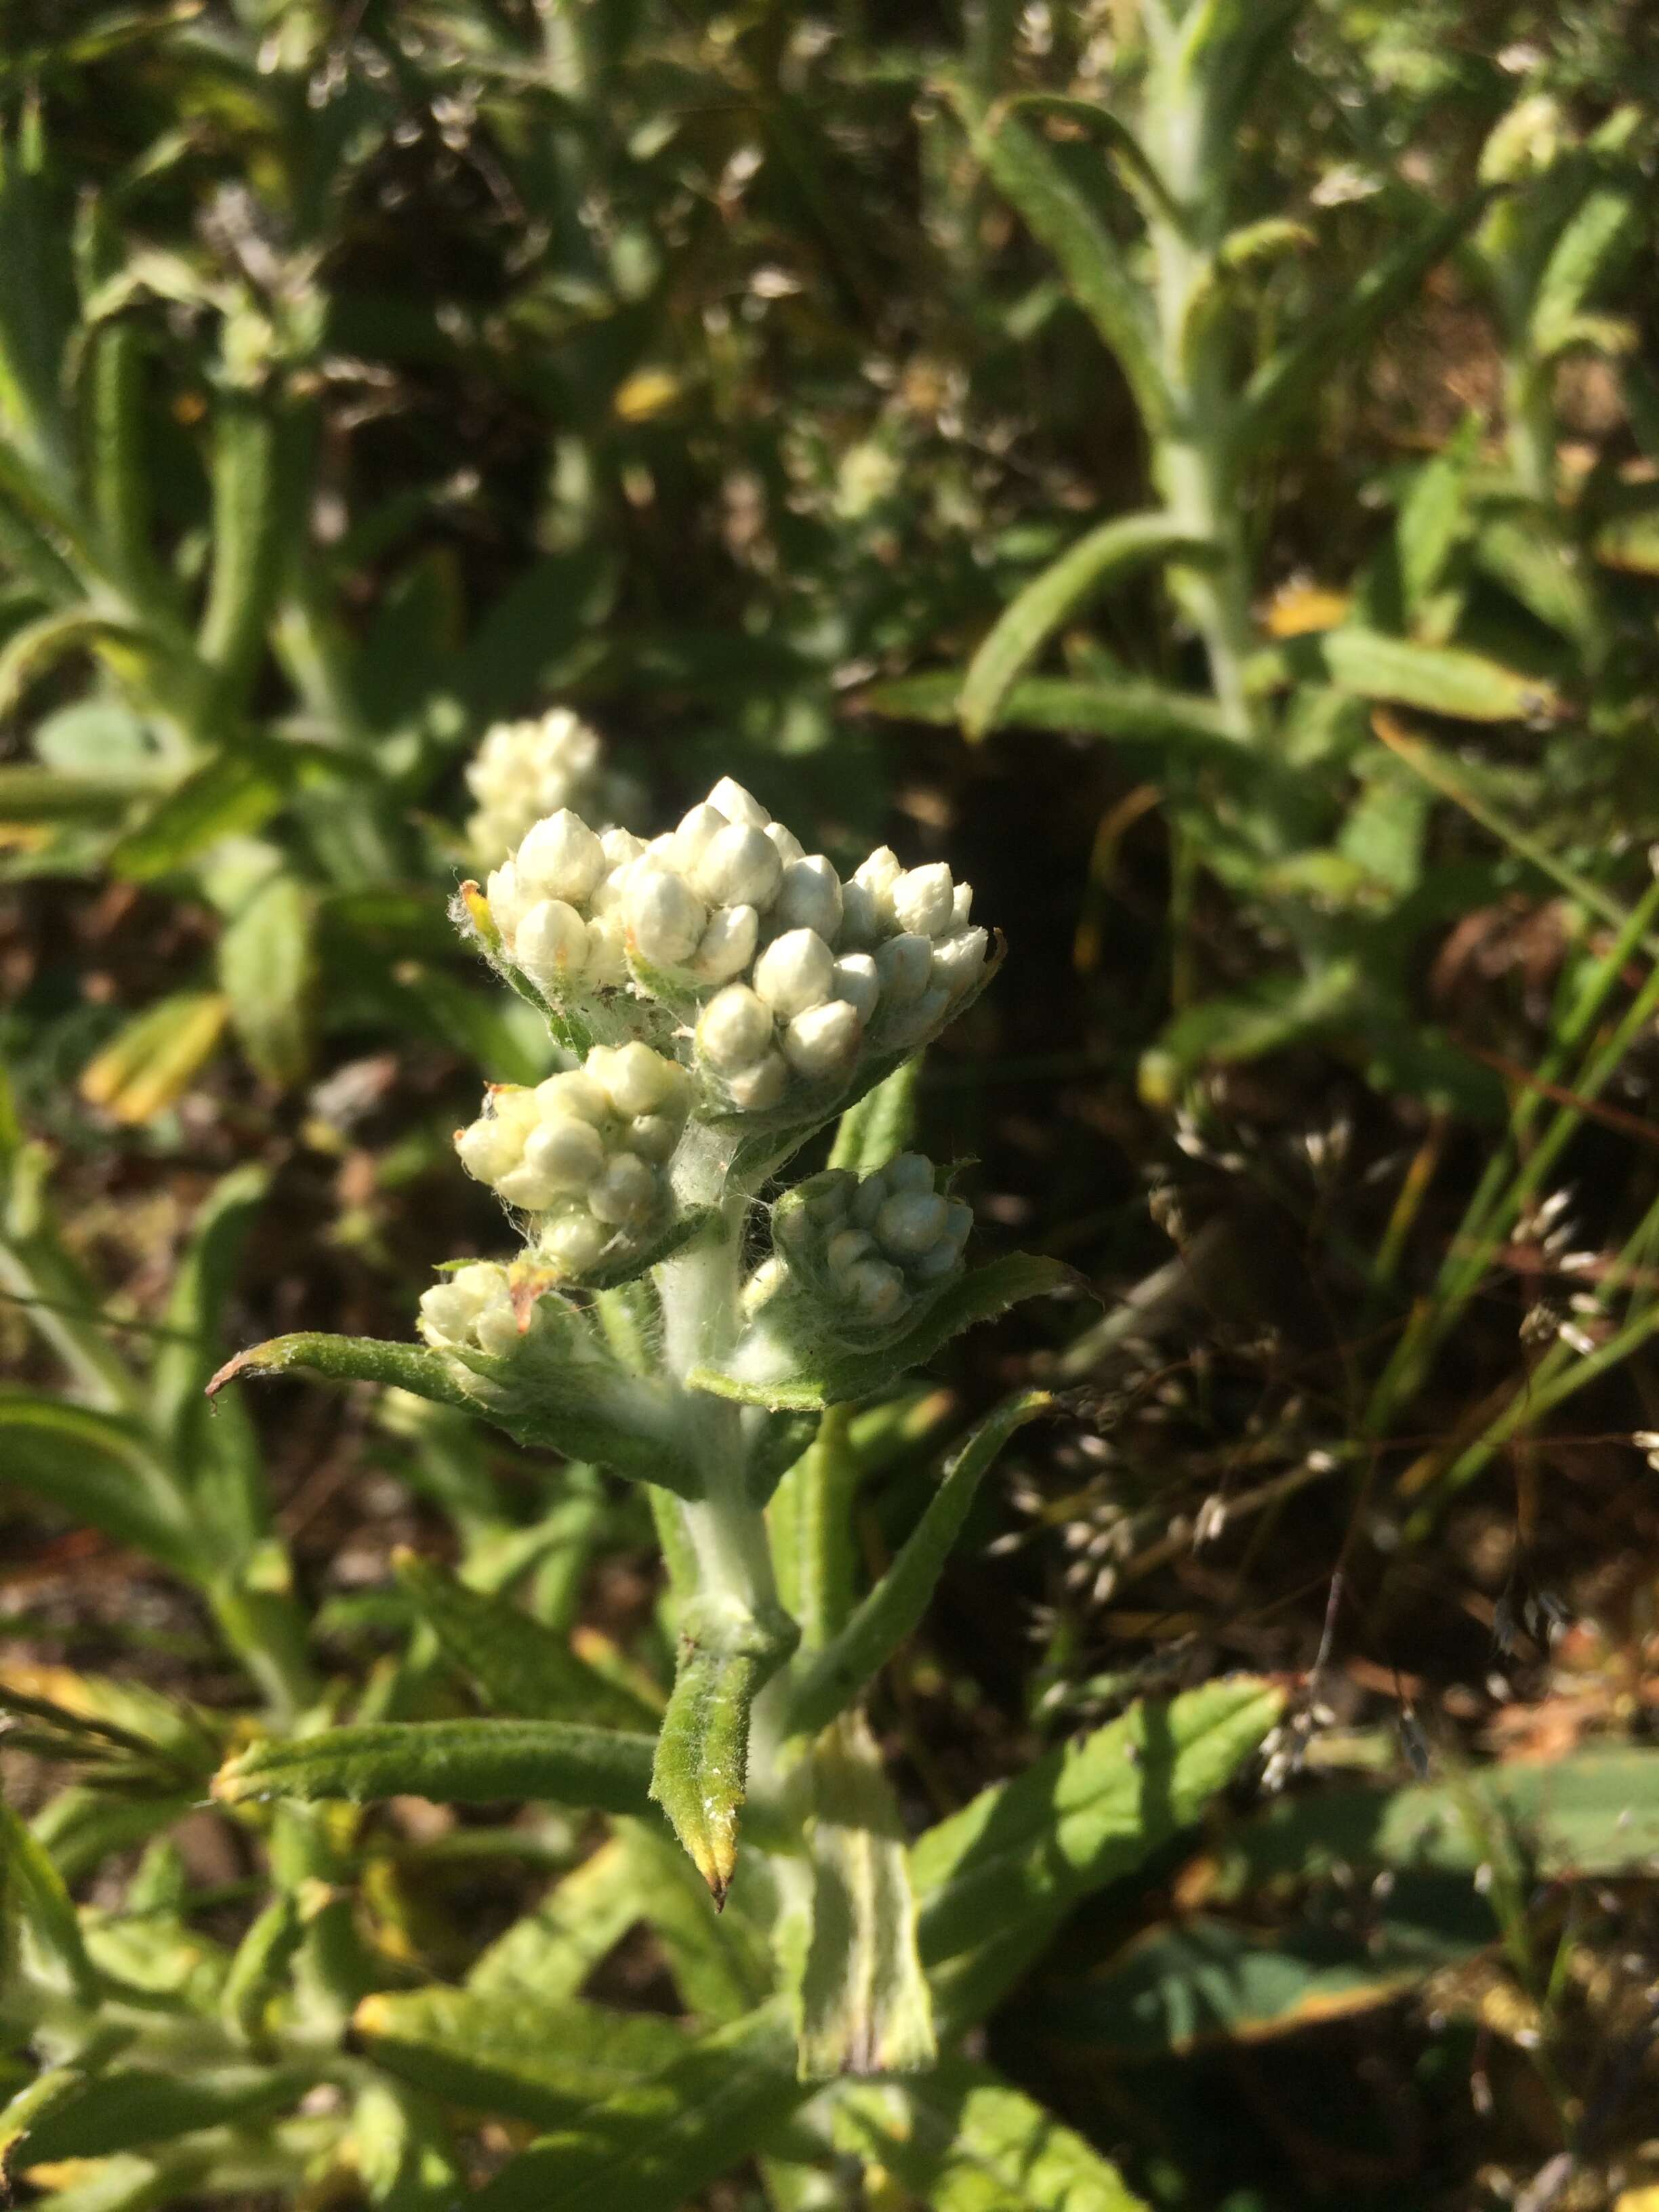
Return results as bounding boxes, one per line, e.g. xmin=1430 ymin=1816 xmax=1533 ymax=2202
xmin=912 ymin=1678 xmax=1283 ymax=2025
xmin=1238 ymin=194 xmax=1487 ymax=452
xmin=960 ymin=513 xmax=1213 ymax=739
xmin=355 ymin=1987 xmax=687 ymax=2129
xmin=862 ymin=670 xmax=1234 ymax=749
xmin=0 ymin=1393 xmax=190 ymax=1568
xmin=467 ymin=2001 xmax=808 ymax=2212
xmin=945 ymin=83 xmax=1166 ymax=429
xmin=836 ymin=2061 xmax=1150 ymax=2211
xmin=468 ymin=1837 xmax=647 ymax=2003
xmin=395 ymin=1553 xmax=657 ymax=1731
xmin=650 ymin=1604 xmax=797 ymax=1902
xmin=796 ymin=1711 xmax=935 ymax=2078
xmin=212 ymin=1719 xmax=657 ymax=1816
xmin=787 ymin=1393 xmax=1052 ymax=1738
xmin=0 ymin=1799 xmax=99 ymax=2003
xmin=828 ymin=1059 xmax=921 ymax=1177
xmin=209 ymin=1326 xmax=698 ymax=1496
xmin=1267 ymin=625 xmax=1556 ymax=722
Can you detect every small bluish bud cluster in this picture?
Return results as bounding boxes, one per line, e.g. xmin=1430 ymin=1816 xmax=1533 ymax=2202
xmin=466 ymin=708 xmax=636 ymax=865
xmin=478 ymin=775 xmax=990 ymax=1118
xmin=453 ymin=1042 xmax=689 ymax=1277
xmin=417 ymin=1261 xmax=520 ymax=1356
xmin=749 ymin=1154 xmax=972 ymax=1341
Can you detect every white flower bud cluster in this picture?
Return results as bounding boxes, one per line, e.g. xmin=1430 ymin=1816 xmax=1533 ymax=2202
xmin=754 ymin=1153 xmax=973 ymax=1338
xmin=466 ymin=708 xmax=634 ymax=865
xmin=452 ymin=1042 xmax=689 ymax=1277
xmin=480 ymin=774 xmax=989 ymax=1115
xmin=417 ymin=1261 xmax=520 ymax=1357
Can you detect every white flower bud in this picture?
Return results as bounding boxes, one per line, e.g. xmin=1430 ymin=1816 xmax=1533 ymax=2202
xmin=628 ymin=1113 xmax=680 ymax=1163
xmin=691 ymin=822 xmax=783 ymax=911
xmin=783 ymin=998 xmax=861 ymax=1077
xmin=697 ymin=984 xmax=774 ymax=1073
xmin=690 ymin=903 xmax=759 ymax=983
xmin=455 ymin=1115 xmax=524 ymax=1186
xmin=541 ymin=1210 xmax=610 ymax=1275
xmin=827 ymin=1227 xmax=875 ymax=1276
xmin=522 ymin=1115 xmax=606 ymax=1191
xmin=874 ymin=1191 xmax=949 ymax=1259
xmin=844 ymin=1258 xmax=905 ymax=1322
xmin=773 ymin=855 xmax=843 ymax=939
xmin=588 ymin=1151 xmax=659 ymax=1225
xmin=931 ymin=926 xmax=988 ymax=998
xmin=418 ymin=1263 xmax=506 ymax=1348
xmin=533 ymin=1070 xmax=609 ymax=1123
xmin=742 ymin=1254 xmax=789 ymax=1315
xmin=514 ymin=899 xmax=589 ymax=990
xmin=850 ymin=1176 xmax=884 ymax=1229
xmin=705 ymin=776 xmax=769 ymax=827
xmin=485 ymin=863 xmax=530 ymax=941
xmin=886 ymin=1153 xmax=933 ymax=1194
xmin=951 ymin=882 xmax=973 ymax=928
xmin=495 ymin=1160 xmax=562 ymax=1210
xmin=626 ymin=867 xmax=706 ymax=965
xmin=474 ymin=1295 xmax=524 ymax=1357
xmin=765 ymin=821 xmax=805 ymax=867
xmin=583 ymin=916 xmax=628 ymax=986
xmin=831 ymin=953 xmax=880 ymax=1022
xmin=889 ymin=983 xmax=951 ymax=1044
xmin=838 ymin=879 xmax=880 ymax=946
xmin=852 ymin=846 xmax=902 ymax=923
xmin=754 ymin=927 xmax=835 ymax=1017
xmin=725 ymin=1052 xmax=789 ymax=1110
xmin=592 ymin=1040 xmax=686 ymax=1118
xmin=671 ymin=802 xmax=729 ymax=874
xmin=890 ymin=862 xmax=956 ymax=939
xmin=874 ymin=933 xmax=932 ymax=1004
xmin=602 ymin=827 xmax=648 ymax=868
xmin=516 ymin=809 xmax=607 ymax=904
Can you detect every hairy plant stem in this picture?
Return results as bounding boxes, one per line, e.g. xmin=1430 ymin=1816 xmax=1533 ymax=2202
xmin=1141 ymin=40 xmax=1258 ymax=744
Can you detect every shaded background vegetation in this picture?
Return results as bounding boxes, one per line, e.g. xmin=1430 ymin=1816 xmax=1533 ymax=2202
xmin=8 ymin=2 xmax=1659 ymax=2207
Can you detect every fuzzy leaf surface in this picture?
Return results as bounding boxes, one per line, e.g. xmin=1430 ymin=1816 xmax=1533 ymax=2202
xmin=912 ymin=1678 xmax=1284 ymax=2026
xmin=213 ymin=1719 xmax=657 ymax=1816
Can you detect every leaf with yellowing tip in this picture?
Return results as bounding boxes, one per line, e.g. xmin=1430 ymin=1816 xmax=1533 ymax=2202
xmin=79 ymin=991 xmax=230 ymax=1123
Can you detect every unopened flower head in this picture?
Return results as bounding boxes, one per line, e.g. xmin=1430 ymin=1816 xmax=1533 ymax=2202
xmin=453 ymin=1042 xmax=689 ymax=1278
xmin=417 ymin=1260 xmax=522 ymax=1357
xmin=754 ymin=1153 xmax=973 ymax=1342
xmin=472 ymin=774 xmax=991 ymax=1120
xmin=465 ymin=708 xmax=638 ymax=865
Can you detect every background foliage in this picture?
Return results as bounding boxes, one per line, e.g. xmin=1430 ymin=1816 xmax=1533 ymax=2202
xmin=7 ymin=1 xmax=1659 ymax=2207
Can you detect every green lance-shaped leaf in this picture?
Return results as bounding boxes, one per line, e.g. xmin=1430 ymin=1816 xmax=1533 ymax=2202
xmin=1532 ymin=186 xmax=1639 ymax=360
xmin=650 ymin=1597 xmax=800 ymax=1905
xmin=691 ymin=1255 xmax=1080 ymax=1413
xmin=0 ymin=1797 xmax=99 ymax=2004
xmin=197 ymin=393 xmax=285 ymax=707
xmin=0 ymin=1393 xmax=193 ymax=1570
xmin=1041 ymin=1899 xmax=1494 ymax=2060
xmin=795 ymin=1711 xmax=936 ymax=2079
xmin=394 ymin=1551 xmax=657 ymax=1732
xmin=944 ymin=82 xmax=1166 ymax=432
xmin=828 ymin=1057 xmax=921 ymax=1178
xmin=466 ymin=2000 xmax=808 ymax=2212
xmin=15 ymin=2062 xmax=316 ymax=2165
xmin=960 ymin=512 xmax=1215 ymax=741
xmin=207 ymin=1324 xmax=699 ymax=1496
xmin=861 ymin=668 xmax=1236 ymax=750
xmin=468 ymin=1837 xmax=648 ymax=2005
xmin=217 ymin=873 xmax=318 ymax=1089
xmin=836 ymin=2060 xmax=1151 ymax=2212
xmin=0 ymin=608 xmax=152 ymax=720
xmin=110 ymin=749 xmax=289 ymax=881
xmin=912 ymin=1677 xmax=1284 ymax=2027
xmin=1262 ymin=626 xmax=1557 ymax=722
xmin=220 ymin=1891 xmax=306 ymax=2049
xmin=787 ymin=1393 xmax=1052 ymax=1739
xmin=1 ymin=2057 xmax=114 ymax=2185
xmin=354 ymin=1986 xmax=687 ymax=2131
xmin=212 ymin=1719 xmax=657 ymax=1817
xmin=1237 ymin=192 xmax=1488 ymax=455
